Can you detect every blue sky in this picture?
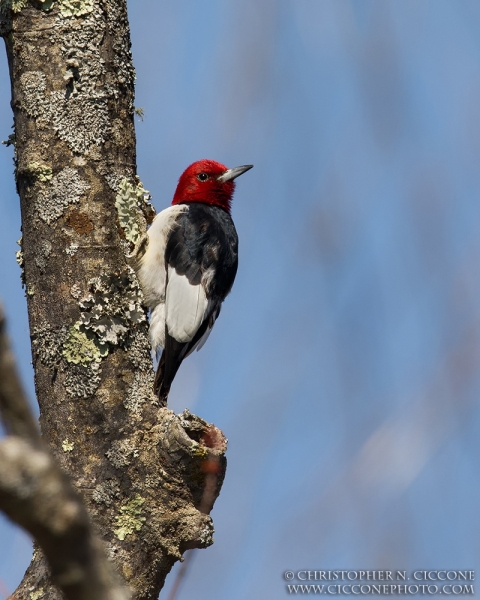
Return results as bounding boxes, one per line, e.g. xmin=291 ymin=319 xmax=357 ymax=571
xmin=1 ymin=1 xmax=480 ymax=598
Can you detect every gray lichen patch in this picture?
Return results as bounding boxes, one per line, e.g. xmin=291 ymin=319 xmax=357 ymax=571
xmin=15 ymin=247 xmax=23 ymax=268
xmin=114 ymin=494 xmax=146 ymax=541
xmin=123 ymin=371 xmax=156 ymax=417
xmin=105 ymin=171 xmax=129 ymax=193
xmin=92 ymin=479 xmax=120 ymax=506
xmin=31 ymin=321 xmax=68 ymax=368
xmin=124 ymin=324 xmax=152 ymax=371
xmin=106 ymin=438 xmax=139 ymax=469
xmin=144 ymin=474 xmax=162 ymax=489
xmin=106 ymin=0 xmax=136 ymax=101
xmin=18 ymin=71 xmax=49 ymax=126
xmin=78 ymin=269 xmax=146 ymax=347
xmin=198 ymin=518 xmax=215 ymax=547
xmin=64 ymin=361 xmax=101 ymax=398
xmin=50 ymin=4 xmax=109 ymax=153
xmin=70 ymin=283 xmax=82 ymax=299
xmin=36 ymin=167 xmax=89 ymax=225
xmin=65 ymin=242 xmax=79 ymax=256
xmin=16 ymin=7 xmax=111 ymax=155
xmin=50 ymin=90 xmax=109 ymax=155
xmin=35 ymin=239 xmax=52 ymax=271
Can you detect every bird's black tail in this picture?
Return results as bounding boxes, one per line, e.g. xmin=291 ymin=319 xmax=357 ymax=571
xmin=154 ymin=334 xmax=187 ymax=404
xmin=154 ymin=351 xmax=169 ymax=404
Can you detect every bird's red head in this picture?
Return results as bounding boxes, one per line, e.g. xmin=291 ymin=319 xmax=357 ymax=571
xmin=172 ymin=159 xmax=253 ymax=213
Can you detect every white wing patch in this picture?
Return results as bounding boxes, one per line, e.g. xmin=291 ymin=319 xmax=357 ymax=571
xmin=182 ymin=302 xmax=219 ymax=358
xmin=166 ymin=267 xmax=209 ymax=343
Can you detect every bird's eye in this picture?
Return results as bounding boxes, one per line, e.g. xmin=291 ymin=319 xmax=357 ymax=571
xmin=197 ymin=173 xmax=209 ymax=182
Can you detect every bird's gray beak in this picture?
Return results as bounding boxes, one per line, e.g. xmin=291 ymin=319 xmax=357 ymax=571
xmin=217 ymin=164 xmax=253 ymax=183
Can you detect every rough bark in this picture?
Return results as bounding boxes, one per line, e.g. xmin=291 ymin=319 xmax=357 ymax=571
xmin=0 ymin=2 xmax=227 ymax=598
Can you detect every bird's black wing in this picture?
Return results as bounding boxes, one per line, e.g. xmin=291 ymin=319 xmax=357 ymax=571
xmin=154 ymin=204 xmax=238 ymax=402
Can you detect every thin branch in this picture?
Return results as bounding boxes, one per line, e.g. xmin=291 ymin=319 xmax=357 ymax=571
xmin=0 ymin=577 xmax=10 ymax=600
xmin=166 ymin=551 xmax=195 ymax=600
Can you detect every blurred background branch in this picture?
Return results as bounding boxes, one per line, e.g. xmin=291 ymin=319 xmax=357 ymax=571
xmin=0 ymin=303 xmax=130 ymax=600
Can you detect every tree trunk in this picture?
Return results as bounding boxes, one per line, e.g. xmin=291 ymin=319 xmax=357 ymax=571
xmin=0 ymin=2 xmax=227 ymax=598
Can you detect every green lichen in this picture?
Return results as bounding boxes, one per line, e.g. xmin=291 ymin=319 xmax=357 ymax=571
xmin=26 ymin=283 xmax=35 ymax=297
xmin=114 ymin=494 xmax=146 ymax=541
xmin=29 ymin=589 xmax=44 ymax=600
xmin=5 ymin=0 xmax=29 ymax=13
xmin=62 ymin=324 xmax=108 ymax=364
xmin=190 ymin=444 xmax=208 ymax=459
xmin=60 ymin=270 xmax=146 ymax=369
xmin=27 ymin=161 xmax=53 ymax=182
xmin=57 ymin=0 xmax=93 ymax=17
xmin=62 ymin=439 xmax=74 ymax=452
xmin=115 ymin=178 xmax=150 ymax=245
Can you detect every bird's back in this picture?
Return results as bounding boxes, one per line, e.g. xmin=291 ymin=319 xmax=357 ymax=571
xmin=166 ymin=203 xmax=238 ymax=301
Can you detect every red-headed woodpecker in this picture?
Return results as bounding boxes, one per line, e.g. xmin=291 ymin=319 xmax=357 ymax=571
xmin=137 ymin=159 xmax=253 ymax=402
